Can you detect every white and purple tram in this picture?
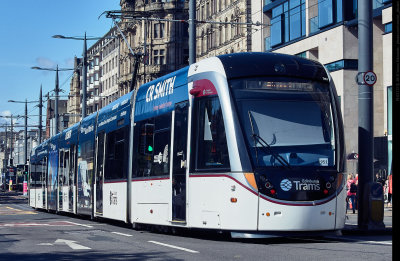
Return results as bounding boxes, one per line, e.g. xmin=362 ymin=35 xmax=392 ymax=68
xmin=29 ymin=52 xmax=346 ymax=236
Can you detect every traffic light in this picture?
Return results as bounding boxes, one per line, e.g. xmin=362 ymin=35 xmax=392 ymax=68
xmin=24 ymin=164 xmax=28 ymax=175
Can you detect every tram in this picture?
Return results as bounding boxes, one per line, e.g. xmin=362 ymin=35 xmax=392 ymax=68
xmin=29 ymin=52 xmax=346 ymax=236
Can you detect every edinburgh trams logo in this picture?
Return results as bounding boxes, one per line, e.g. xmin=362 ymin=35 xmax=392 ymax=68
xmin=280 ymin=179 xmax=292 ymax=191
xmin=280 ymin=178 xmax=321 ymax=191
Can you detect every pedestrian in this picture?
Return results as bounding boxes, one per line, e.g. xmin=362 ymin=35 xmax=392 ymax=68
xmin=346 ymin=174 xmax=357 ymax=214
xmin=375 ymin=173 xmax=386 ymax=187
xmin=387 ymin=173 xmax=392 ymax=207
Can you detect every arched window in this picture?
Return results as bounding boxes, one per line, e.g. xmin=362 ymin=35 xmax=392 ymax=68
xmin=225 ymin=17 xmax=229 ymax=42
xmin=231 ymin=15 xmax=235 ymax=38
xmin=219 ymin=25 xmax=223 ymax=45
xmin=236 ymin=17 xmax=241 ymax=36
xmin=201 ymin=30 xmax=205 ymax=54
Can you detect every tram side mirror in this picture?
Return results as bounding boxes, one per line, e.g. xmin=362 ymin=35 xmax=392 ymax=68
xmin=140 ymin=123 xmax=155 ymax=155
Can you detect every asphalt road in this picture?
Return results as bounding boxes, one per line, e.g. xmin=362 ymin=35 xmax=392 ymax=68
xmin=0 ymin=191 xmax=393 ymax=261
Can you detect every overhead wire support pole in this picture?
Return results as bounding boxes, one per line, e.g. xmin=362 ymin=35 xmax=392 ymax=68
xmin=39 ymin=85 xmax=43 ymax=143
xmin=24 ymin=99 xmax=28 ymax=165
xmin=189 ymin=0 xmax=196 ymax=64
xmin=82 ymin=33 xmax=88 ymax=118
xmin=107 ymin=14 xmax=144 ymax=225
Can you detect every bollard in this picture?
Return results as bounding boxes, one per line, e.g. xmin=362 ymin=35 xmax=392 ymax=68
xmin=370 ymin=182 xmax=384 ymax=223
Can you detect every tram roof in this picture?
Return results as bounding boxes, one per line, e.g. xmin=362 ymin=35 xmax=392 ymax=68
xmin=97 ymin=92 xmax=132 ymax=133
xmin=217 ymin=52 xmax=329 ymax=82
xmin=59 ymin=121 xmax=80 ymax=149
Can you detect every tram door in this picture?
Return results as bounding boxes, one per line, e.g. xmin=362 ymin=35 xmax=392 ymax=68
xmin=69 ymin=145 xmax=76 ymax=213
xmin=172 ymin=101 xmax=188 ymax=221
xmin=63 ymin=150 xmax=70 ymax=212
xmin=42 ymin=157 xmax=47 ymax=209
xmin=95 ymin=131 xmax=105 ymax=216
xmin=58 ymin=150 xmax=64 ymax=210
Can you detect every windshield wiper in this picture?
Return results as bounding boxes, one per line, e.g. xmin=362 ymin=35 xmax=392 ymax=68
xmin=248 ymin=111 xmax=291 ymax=168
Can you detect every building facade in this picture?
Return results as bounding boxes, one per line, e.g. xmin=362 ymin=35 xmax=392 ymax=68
xmin=67 ymin=57 xmax=82 ymax=127
xmin=45 ymin=99 xmax=68 ymax=138
xmin=196 ymin=0 xmax=253 ymax=59
xmin=253 ymin=0 xmax=392 ymax=175
xmin=118 ymin=0 xmax=189 ymax=92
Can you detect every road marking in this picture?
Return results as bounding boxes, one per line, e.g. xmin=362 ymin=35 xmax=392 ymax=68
xmin=0 ymin=221 xmax=75 ymax=227
xmin=0 ymin=206 xmax=37 ymax=215
xmin=112 ymin=231 xmax=133 ymax=237
xmin=55 ymin=239 xmax=91 ymax=250
xmin=148 ymin=240 xmax=199 ymax=253
xmin=63 ymin=221 xmax=93 ymax=228
xmin=361 ymin=241 xmax=392 ymax=246
xmin=323 ymin=236 xmax=392 ymax=246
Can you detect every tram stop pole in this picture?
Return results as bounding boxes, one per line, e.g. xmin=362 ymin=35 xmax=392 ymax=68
xmin=357 ymin=0 xmax=385 ymax=230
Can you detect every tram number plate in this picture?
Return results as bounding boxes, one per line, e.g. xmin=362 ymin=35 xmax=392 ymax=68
xmin=319 ymin=158 xmax=328 ymax=166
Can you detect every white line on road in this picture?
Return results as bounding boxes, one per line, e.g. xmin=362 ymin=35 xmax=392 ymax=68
xmin=55 ymin=239 xmax=91 ymax=250
xmin=148 ymin=240 xmax=199 ymax=253
xmin=112 ymin=231 xmax=133 ymax=237
xmin=63 ymin=221 xmax=93 ymax=228
xmin=362 ymin=241 xmax=392 ymax=246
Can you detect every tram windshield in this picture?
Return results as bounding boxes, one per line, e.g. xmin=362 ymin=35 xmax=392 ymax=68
xmin=230 ymin=77 xmax=336 ymax=168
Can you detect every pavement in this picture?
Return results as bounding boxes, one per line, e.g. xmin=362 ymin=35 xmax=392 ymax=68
xmin=343 ymin=206 xmax=393 ymax=235
xmin=1 ymin=189 xmax=393 ymax=236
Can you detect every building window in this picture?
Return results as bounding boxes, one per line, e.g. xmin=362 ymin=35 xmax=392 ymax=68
xmin=309 ymin=16 xmax=319 ymax=34
xmin=270 ymin=0 xmax=305 ymax=47
xmin=153 ymin=49 xmax=165 ymax=65
xmin=265 ymin=36 xmax=271 ymax=51
xmin=154 ymin=23 xmax=165 ymax=38
xmin=318 ymin=0 xmax=334 ymax=28
xmin=296 ymin=51 xmax=306 ymax=58
xmin=324 ymin=59 xmax=358 ymax=72
xmin=385 ymin=22 xmax=392 ymax=33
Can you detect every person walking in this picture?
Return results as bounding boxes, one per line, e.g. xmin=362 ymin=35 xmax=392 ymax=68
xmin=387 ymin=173 xmax=392 ymax=207
xmin=347 ymin=174 xmax=357 ymax=214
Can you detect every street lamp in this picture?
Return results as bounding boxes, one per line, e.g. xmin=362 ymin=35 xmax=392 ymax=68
xmin=52 ymin=33 xmax=118 ymax=118
xmin=31 ymin=66 xmax=74 ymax=134
xmin=8 ymin=99 xmax=38 ymax=165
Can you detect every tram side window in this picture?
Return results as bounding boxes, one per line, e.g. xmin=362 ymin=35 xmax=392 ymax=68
xmin=104 ymin=126 xmax=128 ymax=180
xmin=133 ymin=113 xmax=171 ymax=177
xmin=29 ymin=162 xmax=37 ymax=189
xmin=193 ymin=97 xmax=230 ymax=170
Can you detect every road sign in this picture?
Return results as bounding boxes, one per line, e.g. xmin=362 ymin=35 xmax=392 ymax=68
xmin=363 ymin=71 xmax=377 ymax=86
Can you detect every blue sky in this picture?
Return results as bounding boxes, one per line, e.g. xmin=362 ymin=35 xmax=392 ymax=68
xmin=0 ymin=0 xmax=120 ymax=129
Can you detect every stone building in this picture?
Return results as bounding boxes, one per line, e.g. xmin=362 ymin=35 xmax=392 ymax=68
xmin=45 ymin=99 xmax=68 ymax=138
xmin=98 ymin=27 xmax=121 ymax=107
xmin=195 ymin=0 xmax=253 ymax=59
xmin=118 ymin=0 xmax=189 ymax=92
xmin=67 ymin=57 xmax=82 ymax=127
